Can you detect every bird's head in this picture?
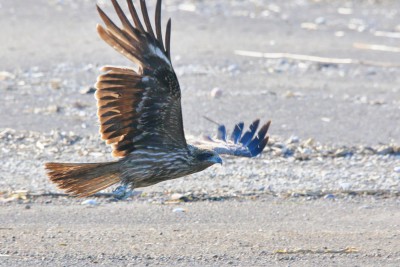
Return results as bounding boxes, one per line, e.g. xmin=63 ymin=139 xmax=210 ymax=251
xmin=192 ymin=148 xmax=223 ymax=168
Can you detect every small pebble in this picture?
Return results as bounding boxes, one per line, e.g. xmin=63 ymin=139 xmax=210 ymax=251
xmin=314 ymin=17 xmax=326 ymax=25
xmin=339 ymin=182 xmax=352 ymax=191
xmin=335 ymin=31 xmax=345 ymax=37
xmin=334 ymin=149 xmax=352 ymax=157
xmin=178 ymin=3 xmax=196 ymax=12
xmin=303 ymin=138 xmax=314 ymax=146
xmin=377 ymin=147 xmax=394 ymax=155
xmin=173 ymin=208 xmax=186 ymax=213
xmin=287 ymin=136 xmax=299 ymax=144
xmin=81 ymin=199 xmax=98 ymax=206
xmin=50 ymin=79 xmax=62 ymax=90
xmin=324 ymin=194 xmax=335 ymax=199
xmin=268 ymin=4 xmax=281 ymax=13
xmin=0 ymin=71 xmax=15 ymax=81
xmin=301 ymin=22 xmax=318 ymax=30
xmin=337 ymin=7 xmax=353 ymax=15
xmin=170 ymin=193 xmax=184 ymax=201
xmin=227 ymin=64 xmax=239 ymax=73
xmin=47 ymin=105 xmax=60 ymax=113
xmin=284 ymin=91 xmax=303 ymax=98
xmin=80 ymin=86 xmax=96 ymax=94
xmin=210 ymin=87 xmax=223 ymax=99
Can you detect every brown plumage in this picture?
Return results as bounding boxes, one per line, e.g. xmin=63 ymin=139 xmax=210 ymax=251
xmin=46 ymin=162 xmax=120 ymax=197
xmin=45 ymin=0 xmax=271 ymax=197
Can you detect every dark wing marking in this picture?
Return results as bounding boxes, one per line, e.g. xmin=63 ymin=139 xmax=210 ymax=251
xmin=155 ymin=0 xmax=164 ymax=51
xmin=96 ymin=0 xmax=186 ymax=157
xmin=239 ymin=119 xmax=260 ymax=146
xmin=246 ymin=122 xmax=270 ymax=156
xmin=190 ymin=120 xmax=271 ymax=158
xmin=217 ymin=125 xmax=227 ymax=142
xmin=165 ymin=19 xmax=172 ymax=59
xmin=230 ymin=122 xmax=244 ymax=144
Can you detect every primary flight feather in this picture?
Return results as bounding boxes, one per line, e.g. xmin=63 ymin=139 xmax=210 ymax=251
xmin=45 ymin=0 xmax=271 ymax=197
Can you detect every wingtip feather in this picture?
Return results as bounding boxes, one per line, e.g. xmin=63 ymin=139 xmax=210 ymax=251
xmin=165 ymin=18 xmax=172 ymax=59
xmin=140 ymin=0 xmax=156 ymax=38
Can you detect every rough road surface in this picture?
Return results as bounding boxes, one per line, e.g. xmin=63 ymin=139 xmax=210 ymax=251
xmin=0 ymin=0 xmax=399 ymax=266
xmin=1 ymin=197 xmax=400 ymax=266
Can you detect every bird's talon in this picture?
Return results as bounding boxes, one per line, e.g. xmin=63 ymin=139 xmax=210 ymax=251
xmin=112 ymin=185 xmax=134 ymax=200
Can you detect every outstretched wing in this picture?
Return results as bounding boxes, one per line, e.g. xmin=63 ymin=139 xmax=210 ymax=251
xmin=95 ymin=0 xmax=187 ymax=157
xmin=189 ymin=120 xmax=271 ymax=157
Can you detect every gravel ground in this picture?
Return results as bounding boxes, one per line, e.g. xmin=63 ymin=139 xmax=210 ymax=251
xmin=0 ymin=128 xmax=399 ymax=197
xmin=1 ymin=198 xmax=400 ymax=266
xmin=0 ymin=0 xmax=400 ymax=266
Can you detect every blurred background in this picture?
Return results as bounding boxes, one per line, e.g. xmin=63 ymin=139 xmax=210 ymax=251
xmin=0 ymin=0 xmax=399 ymax=194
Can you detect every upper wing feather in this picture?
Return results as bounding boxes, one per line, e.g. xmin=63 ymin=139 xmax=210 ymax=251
xmin=189 ymin=120 xmax=271 ymax=157
xmin=95 ymin=0 xmax=186 ymax=157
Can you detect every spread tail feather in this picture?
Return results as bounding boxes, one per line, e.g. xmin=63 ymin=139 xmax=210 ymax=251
xmin=45 ymin=162 xmax=121 ymax=197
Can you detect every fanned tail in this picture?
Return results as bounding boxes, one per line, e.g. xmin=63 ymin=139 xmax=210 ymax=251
xmin=45 ymin=162 xmax=121 ymax=197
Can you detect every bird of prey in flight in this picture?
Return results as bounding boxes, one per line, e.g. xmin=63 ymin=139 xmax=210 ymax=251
xmin=45 ymin=0 xmax=271 ymax=197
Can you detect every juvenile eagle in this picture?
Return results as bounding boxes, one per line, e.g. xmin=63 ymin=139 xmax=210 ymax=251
xmin=45 ymin=0 xmax=271 ymax=197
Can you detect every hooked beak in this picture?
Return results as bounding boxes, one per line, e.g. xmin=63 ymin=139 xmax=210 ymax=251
xmin=210 ymin=155 xmax=223 ymax=165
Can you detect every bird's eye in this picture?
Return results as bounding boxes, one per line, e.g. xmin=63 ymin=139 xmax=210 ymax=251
xmin=197 ymin=152 xmax=214 ymax=161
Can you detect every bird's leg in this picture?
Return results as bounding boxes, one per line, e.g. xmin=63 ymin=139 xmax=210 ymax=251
xmin=112 ymin=184 xmax=134 ymax=200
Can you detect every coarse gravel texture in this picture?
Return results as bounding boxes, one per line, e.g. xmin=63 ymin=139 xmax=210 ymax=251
xmin=0 ymin=128 xmax=399 ymax=197
xmin=0 ymin=198 xmax=400 ymax=266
